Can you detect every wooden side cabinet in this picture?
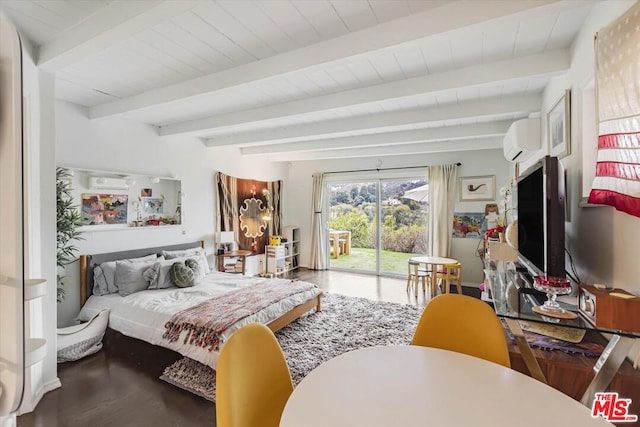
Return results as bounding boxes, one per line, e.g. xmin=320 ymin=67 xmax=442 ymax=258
xmin=507 ymin=332 xmax=640 ymax=417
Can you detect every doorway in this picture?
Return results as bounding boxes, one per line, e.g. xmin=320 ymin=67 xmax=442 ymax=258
xmin=327 ymin=176 xmax=428 ymax=277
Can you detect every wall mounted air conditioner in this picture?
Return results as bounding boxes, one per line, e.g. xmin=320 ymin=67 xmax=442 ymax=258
xmin=89 ymin=176 xmax=130 ymax=190
xmin=503 ymin=118 xmax=541 ymax=162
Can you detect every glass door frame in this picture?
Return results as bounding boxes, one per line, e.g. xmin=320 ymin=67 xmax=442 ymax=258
xmin=323 ymin=168 xmax=428 ymax=278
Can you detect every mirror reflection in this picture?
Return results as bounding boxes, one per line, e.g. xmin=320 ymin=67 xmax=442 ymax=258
xmin=61 ymin=167 xmax=182 ymax=228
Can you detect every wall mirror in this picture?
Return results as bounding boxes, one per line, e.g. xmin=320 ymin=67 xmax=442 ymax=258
xmin=60 ymin=167 xmax=182 ymax=229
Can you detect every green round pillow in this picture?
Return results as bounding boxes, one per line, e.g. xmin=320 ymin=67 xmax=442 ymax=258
xmin=170 ymin=261 xmax=197 ymax=288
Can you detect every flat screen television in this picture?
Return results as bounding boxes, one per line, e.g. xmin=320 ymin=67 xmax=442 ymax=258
xmin=516 ymin=155 xmax=565 ymax=278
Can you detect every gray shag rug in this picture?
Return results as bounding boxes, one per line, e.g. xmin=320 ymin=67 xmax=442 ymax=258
xmin=160 ymin=293 xmax=422 ymax=401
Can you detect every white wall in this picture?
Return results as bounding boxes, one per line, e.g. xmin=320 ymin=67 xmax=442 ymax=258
xmin=55 ymin=102 xmax=288 ymax=326
xmin=284 ymin=148 xmax=511 ymax=285
xmin=523 ymin=0 xmax=640 ymax=296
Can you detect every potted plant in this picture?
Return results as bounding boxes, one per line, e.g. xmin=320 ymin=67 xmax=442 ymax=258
xmin=56 ymin=167 xmax=83 ymax=302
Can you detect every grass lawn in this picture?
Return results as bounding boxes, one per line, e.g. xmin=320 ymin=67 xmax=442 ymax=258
xmin=330 ymin=247 xmax=421 ymax=275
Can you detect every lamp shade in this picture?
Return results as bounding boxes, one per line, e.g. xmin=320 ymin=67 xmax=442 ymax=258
xmin=216 ymin=231 xmax=235 ymax=243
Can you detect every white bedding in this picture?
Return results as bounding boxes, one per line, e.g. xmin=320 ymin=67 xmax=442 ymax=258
xmin=78 ymin=272 xmax=321 ymax=369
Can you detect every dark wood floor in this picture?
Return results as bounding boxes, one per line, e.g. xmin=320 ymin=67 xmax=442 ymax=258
xmin=17 ymin=269 xmax=477 ymax=427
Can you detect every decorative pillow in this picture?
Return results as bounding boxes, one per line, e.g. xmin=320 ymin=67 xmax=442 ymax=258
xmin=92 ymin=253 xmax=159 ymax=295
xmin=163 ymin=248 xmax=210 ymax=277
xmin=170 ymin=260 xmax=199 ymax=288
xmin=144 ymin=255 xmax=193 ymax=289
xmin=116 ymin=260 xmax=156 ymax=297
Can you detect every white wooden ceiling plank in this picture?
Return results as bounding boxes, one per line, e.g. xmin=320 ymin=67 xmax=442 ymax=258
xmin=324 ymin=64 xmax=363 ymax=90
xmin=513 ymin=15 xmax=557 ymax=56
xmin=524 ymin=76 xmax=548 ymax=96
xmin=415 ymin=93 xmax=438 ymax=108
xmin=254 ymin=1 xmax=321 ymax=47
xmin=193 ymin=1 xmax=276 ymax=60
xmin=135 ymin=29 xmax=208 ymax=75
xmin=455 ymin=86 xmax=480 ymax=103
xmin=92 ymin=1 xmax=567 ymax=118
xmin=284 ymin=74 xmax=326 ymax=98
xmin=112 ymin=44 xmax=183 ymax=89
xmin=406 ymin=0 xmax=449 ymax=14
xmin=545 ymin=5 xmax=592 ymax=50
xmin=160 ymin=50 xmax=566 ymax=136
xmin=330 ymin=0 xmax=378 ymax=32
xmin=55 ymin=77 xmax=117 ymax=106
xmin=478 ymin=84 xmax=504 ymax=100
xmin=420 ymin=38 xmax=454 ymax=74
xmin=369 ymin=53 xmax=406 ymax=82
xmin=38 ymin=1 xmax=202 ymax=69
xmin=305 ymin=69 xmax=344 ymax=93
xmin=125 ymin=38 xmax=194 ymax=83
xmin=450 ymin=30 xmax=483 ymax=67
xmin=368 ymin=0 xmax=411 ymax=23
xmin=217 ymin=0 xmax=297 ymax=54
xmin=347 ymin=59 xmax=384 ymax=86
xmin=435 ymin=91 xmax=458 ymax=106
xmin=481 ymin=21 xmax=519 ymax=63
xmin=154 ymin=19 xmax=234 ymax=71
xmin=45 ymin=0 xmax=108 ymax=24
xmin=149 ymin=24 xmax=219 ymax=74
xmin=293 ymin=0 xmax=349 ymax=39
xmin=104 ymin=47 xmax=166 ymax=94
xmin=173 ymin=12 xmax=253 ymax=66
xmin=11 ymin=1 xmax=72 ymax=31
xmin=204 ymin=95 xmax=541 ymax=146
xmin=501 ymin=79 xmax=530 ymax=96
xmin=266 ymin=138 xmax=502 ymax=161
xmin=394 ymin=47 xmax=428 ymax=79
xmin=239 ymin=121 xmax=511 ymax=155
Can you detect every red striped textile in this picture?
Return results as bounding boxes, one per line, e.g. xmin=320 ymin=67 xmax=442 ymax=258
xmin=587 ymin=4 xmax=640 ymax=218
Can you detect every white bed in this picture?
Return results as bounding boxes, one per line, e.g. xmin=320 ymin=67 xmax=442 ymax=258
xmin=78 ymin=241 xmax=322 ymax=369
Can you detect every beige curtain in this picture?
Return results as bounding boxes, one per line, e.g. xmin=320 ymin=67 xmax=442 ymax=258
xmin=427 ymin=164 xmax=459 ymax=257
xmin=309 ymin=173 xmax=327 ymax=270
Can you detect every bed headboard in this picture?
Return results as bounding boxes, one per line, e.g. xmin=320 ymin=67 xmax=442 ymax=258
xmin=79 ymin=240 xmax=205 ymax=306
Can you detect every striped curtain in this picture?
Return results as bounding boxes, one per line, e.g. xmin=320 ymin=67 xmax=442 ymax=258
xmin=587 ymin=4 xmax=640 ymax=217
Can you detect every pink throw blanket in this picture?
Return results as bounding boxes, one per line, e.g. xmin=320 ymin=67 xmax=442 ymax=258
xmin=163 ymin=279 xmax=318 ymax=351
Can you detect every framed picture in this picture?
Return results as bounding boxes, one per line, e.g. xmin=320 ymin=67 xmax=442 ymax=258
xmin=143 ymin=197 xmax=164 ymax=214
xmin=452 ymin=212 xmax=484 ymax=238
xmin=141 ymin=188 xmax=152 ymax=197
xmin=459 ymin=175 xmax=495 ymax=201
xmin=81 ymin=193 xmax=128 ymax=225
xmin=548 ymin=89 xmax=571 ymax=158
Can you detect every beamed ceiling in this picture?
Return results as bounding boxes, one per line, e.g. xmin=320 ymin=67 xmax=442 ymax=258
xmin=1 ymin=0 xmax=597 ymax=162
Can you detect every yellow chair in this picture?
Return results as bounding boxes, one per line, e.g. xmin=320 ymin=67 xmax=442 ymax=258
xmin=411 ymin=294 xmax=511 ymax=368
xmin=216 ymin=323 xmax=294 ymax=427
xmin=436 ymin=262 xmax=463 ymax=294
xmin=406 ymin=260 xmax=430 ymax=297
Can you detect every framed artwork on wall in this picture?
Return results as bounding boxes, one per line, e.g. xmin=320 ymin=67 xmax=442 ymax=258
xmin=459 ymin=175 xmax=495 ymax=201
xmin=548 ymin=89 xmax=571 ymax=158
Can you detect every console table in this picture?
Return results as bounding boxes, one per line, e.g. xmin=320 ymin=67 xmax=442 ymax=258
xmin=485 ymin=260 xmax=640 ymax=409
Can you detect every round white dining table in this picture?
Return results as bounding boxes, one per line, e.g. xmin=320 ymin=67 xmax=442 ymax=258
xmin=279 ymin=346 xmax=612 ymax=427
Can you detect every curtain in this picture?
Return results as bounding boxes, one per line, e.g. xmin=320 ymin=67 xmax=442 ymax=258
xmin=427 ymin=164 xmax=459 ymax=257
xmin=587 ymin=3 xmax=640 ymax=217
xmin=309 ymin=173 xmax=327 ymax=270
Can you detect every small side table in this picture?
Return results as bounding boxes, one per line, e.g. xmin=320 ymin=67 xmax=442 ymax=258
xmin=216 ymin=250 xmax=252 ymax=274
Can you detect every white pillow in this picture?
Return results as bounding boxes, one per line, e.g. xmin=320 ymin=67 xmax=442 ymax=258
xmin=116 ymin=260 xmax=156 ymax=297
xmin=92 ymin=253 xmax=159 ymax=295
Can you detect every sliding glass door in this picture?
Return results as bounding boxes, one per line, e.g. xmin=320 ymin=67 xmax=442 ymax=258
xmin=327 ymin=176 xmax=428 ymax=277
